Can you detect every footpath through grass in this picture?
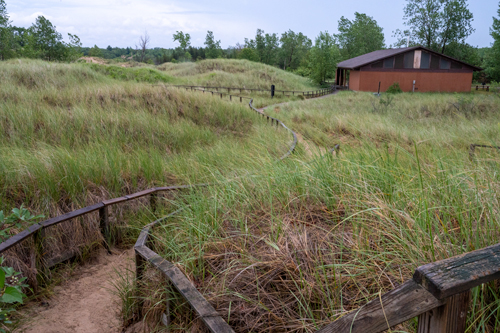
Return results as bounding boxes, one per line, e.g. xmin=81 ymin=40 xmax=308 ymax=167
xmin=5 ymin=58 xmax=500 ymax=332
xmin=135 ymin=91 xmax=500 ymax=332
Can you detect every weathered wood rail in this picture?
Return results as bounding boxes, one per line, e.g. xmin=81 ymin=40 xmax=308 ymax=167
xmin=135 ymin=211 xmax=235 ymax=332
xmin=171 ymin=84 xmax=334 ymax=99
xmin=315 ymin=244 xmax=500 ymax=333
xmin=469 ymin=143 xmax=500 ymax=160
xmin=7 ymin=85 xmax=496 ymax=332
xmin=0 ymin=87 xmax=308 ymax=331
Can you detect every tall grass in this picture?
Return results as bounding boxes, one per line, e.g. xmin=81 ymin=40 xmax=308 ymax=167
xmin=5 ymin=59 xmax=500 ymax=332
xmin=158 ymin=59 xmax=317 ymax=91
xmin=0 ymin=59 xmax=291 ymax=215
xmin=137 ymin=91 xmax=500 ymax=332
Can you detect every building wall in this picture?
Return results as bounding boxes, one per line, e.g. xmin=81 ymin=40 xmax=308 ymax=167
xmin=349 ymin=70 xmax=361 ymax=91
xmin=353 ymin=71 xmax=473 ymax=93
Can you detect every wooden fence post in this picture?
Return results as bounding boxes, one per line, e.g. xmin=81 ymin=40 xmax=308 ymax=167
xmin=99 ymin=206 xmax=110 ymax=251
xmin=417 ymin=290 xmax=471 ymax=333
xmin=150 ymin=192 xmax=158 ymax=214
xmin=135 ymin=249 xmax=145 ymax=316
xmin=469 ymin=144 xmax=476 ymax=161
xmin=34 ymin=227 xmax=48 ymax=288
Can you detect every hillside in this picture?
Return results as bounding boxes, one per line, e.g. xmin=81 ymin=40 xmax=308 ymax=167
xmin=158 ymin=59 xmax=317 ymax=91
xmin=4 ymin=59 xmax=500 ymax=333
xmin=0 ymin=59 xmax=289 ymax=214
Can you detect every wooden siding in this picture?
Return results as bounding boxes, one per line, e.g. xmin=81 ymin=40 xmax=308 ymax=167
xmin=349 ymin=71 xmax=473 ymax=93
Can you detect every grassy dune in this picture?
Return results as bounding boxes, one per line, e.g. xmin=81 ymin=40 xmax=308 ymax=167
xmin=0 ymin=59 xmax=291 ymax=215
xmin=158 ymin=59 xmax=317 ymax=91
xmin=4 ymin=58 xmax=500 ymax=332
xmin=137 ymin=91 xmax=500 ymax=332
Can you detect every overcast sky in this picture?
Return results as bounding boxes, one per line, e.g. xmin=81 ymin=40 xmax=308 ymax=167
xmin=7 ymin=0 xmax=498 ymax=49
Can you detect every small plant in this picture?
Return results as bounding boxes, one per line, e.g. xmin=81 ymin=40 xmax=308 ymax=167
xmin=386 ymin=82 xmax=403 ymax=94
xmin=0 ymin=206 xmax=44 ymax=242
xmin=451 ymin=93 xmax=475 ymax=115
xmin=372 ymin=94 xmax=394 ymax=113
xmin=0 ymin=257 xmax=28 ymax=332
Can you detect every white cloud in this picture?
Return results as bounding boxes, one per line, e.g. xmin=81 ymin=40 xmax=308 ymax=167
xmin=6 ymin=0 xmax=493 ymax=48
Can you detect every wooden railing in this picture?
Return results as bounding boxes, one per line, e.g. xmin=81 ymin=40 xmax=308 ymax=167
xmin=134 ymin=211 xmax=234 ymax=333
xmin=469 ymin=143 xmax=500 ymax=160
xmin=315 ymin=244 xmax=500 ymax=333
xmin=171 ymin=84 xmax=335 ymax=99
xmin=0 ymin=89 xmax=307 ymax=331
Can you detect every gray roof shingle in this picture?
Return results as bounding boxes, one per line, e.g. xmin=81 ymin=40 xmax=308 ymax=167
xmin=337 ymin=46 xmax=482 ymax=71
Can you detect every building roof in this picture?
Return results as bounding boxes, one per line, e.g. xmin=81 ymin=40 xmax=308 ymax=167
xmin=337 ymin=46 xmax=482 ymax=71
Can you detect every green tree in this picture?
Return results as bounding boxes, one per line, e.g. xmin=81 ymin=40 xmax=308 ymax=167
xmin=30 ymin=16 xmax=66 ymax=61
xmin=173 ymin=31 xmax=191 ymax=62
xmin=237 ymin=47 xmax=259 ymax=62
xmin=486 ymin=2 xmax=500 ymax=81
xmin=0 ymin=0 xmax=14 ymax=60
xmin=254 ymin=29 xmax=265 ymax=61
xmin=244 ymin=29 xmax=280 ymax=65
xmin=204 ymin=31 xmax=222 ymax=59
xmin=0 ymin=0 xmax=8 ymax=28
xmin=279 ymin=30 xmax=311 ymax=70
xmin=89 ymin=44 xmax=102 ymax=57
xmin=173 ymin=31 xmax=190 ymax=53
xmin=65 ymin=33 xmax=83 ymax=61
xmin=308 ymin=31 xmax=340 ymax=84
xmin=402 ymin=0 xmax=474 ymax=54
xmin=262 ymin=32 xmax=279 ymax=65
xmin=337 ymin=12 xmax=385 ymax=60
xmin=11 ymin=27 xmax=38 ymax=58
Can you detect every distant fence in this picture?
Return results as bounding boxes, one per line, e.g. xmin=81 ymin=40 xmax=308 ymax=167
xmin=171 ymin=84 xmax=334 ymax=99
xmin=469 ymin=143 xmax=500 ymax=160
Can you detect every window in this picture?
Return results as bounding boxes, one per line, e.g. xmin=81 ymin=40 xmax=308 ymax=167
xmin=420 ymin=52 xmax=430 ymax=69
xmin=440 ymin=58 xmax=451 ymax=70
xmin=430 ymin=55 xmax=440 ymax=69
xmin=404 ymin=51 xmax=414 ymax=69
xmin=395 ymin=54 xmax=404 ymax=69
xmin=451 ymin=62 xmax=462 ymax=69
xmin=383 ymin=57 xmax=394 ymax=68
xmin=371 ymin=61 xmax=383 ymax=68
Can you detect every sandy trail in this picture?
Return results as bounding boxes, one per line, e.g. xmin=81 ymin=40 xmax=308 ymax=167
xmin=19 ymin=248 xmax=134 ymax=333
xmin=17 ymin=91 xmax=338 ymax=333
xmin=257 ymin=92 xmax=338 ymax=158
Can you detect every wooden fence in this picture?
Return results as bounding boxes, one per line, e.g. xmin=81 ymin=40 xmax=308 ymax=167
xmin=171 ymin=84 xmax=334 ymax=99
xmin=135 ymin=211 xmax=234 ymax=333
xmin=0 ymin=91 xmax=306 ymax=332
xmin=4 ymin=84 xmax=496 ymax=332
xmin=316 ymin=243 xmax=500 ymax=333
xmin=469 ymin=143 xmax=500 ymax=160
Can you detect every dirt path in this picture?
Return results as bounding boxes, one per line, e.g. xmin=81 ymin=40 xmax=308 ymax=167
xmin=257 ymin=91 xmax=338 ymax=158
xmin=16 ymin=91 xmax=338 ymax=333
xmin=19 ymin=248 xmax=134 ymax=333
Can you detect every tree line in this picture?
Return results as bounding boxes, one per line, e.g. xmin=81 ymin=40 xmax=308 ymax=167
xmin=1 ymin=0 xmax=500 ymax=83
xmin=0 ymin=0 xmax=81 ymax=61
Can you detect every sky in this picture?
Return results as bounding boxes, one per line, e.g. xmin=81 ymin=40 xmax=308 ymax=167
xmin=7 ymin=0 xmax=499 ymax=49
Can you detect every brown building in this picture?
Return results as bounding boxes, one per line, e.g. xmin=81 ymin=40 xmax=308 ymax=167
xmin=336 ymin=46 xmax=482 ymax=93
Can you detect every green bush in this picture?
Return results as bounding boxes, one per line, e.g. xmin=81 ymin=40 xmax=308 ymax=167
xmin=386 ymin=82 xmax=403 ymax=94
xmin=0 ymin=206 xmax=44 ymax=242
